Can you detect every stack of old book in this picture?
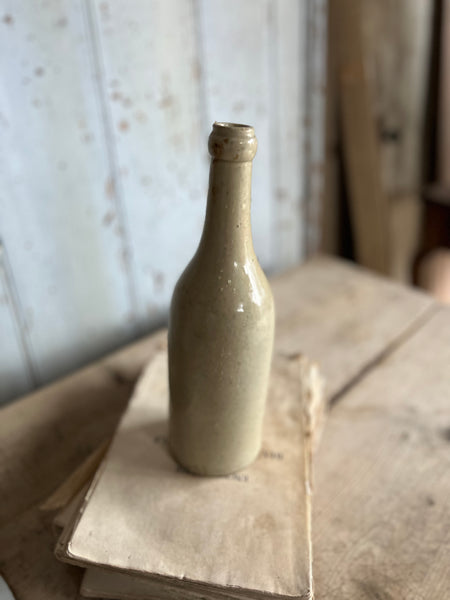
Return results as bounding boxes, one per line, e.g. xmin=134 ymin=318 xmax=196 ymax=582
xmin=54 ymin=350 xmax=324 ymax=600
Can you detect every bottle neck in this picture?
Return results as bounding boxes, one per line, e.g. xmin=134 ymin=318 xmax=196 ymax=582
xmin=198 ymin=159 xmax=254 ymax=261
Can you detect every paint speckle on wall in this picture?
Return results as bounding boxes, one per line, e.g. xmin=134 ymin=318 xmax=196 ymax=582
xmin=103 ymin=211 xmax=115 ymax=226
xmin=134 ymin=110 xmax=147 ymax=123
xmin=158 ymin=95 xmax=174 ymax=110
xmin=105 ymin=177 xmax=115 ymax=198
xmin=55 ymin=17 xmax=68 ymax=28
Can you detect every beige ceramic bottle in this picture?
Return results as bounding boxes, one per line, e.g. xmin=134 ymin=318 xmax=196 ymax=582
xmin=168 ymin=122 xmax=275 ymax=476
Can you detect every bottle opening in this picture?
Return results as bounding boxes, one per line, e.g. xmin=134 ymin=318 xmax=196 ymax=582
xmin=214 ymin=122 xmax=252 ymax=129
xmin=209 ymin=122 xmax=257 ymax=161
xmin=213 ymin=122 xmax=255 ymax=137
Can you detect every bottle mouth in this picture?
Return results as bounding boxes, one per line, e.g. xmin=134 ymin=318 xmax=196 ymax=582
xmin=214 ymin=122 xmax=254 ymax=133
xmin=209 ymin=122 xmax=257 ymax=161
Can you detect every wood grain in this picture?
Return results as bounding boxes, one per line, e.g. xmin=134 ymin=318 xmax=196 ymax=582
xmin=321 ymin=0 xmax=341 ymax=257
xmin=336 ymin=0 xmax=390 ymax=274
xmin=272 ymin=256 xmax=433 ymax=398
xmin=314 ymin=307 xmax=450 ymax=599
xmin=438 ymin=0 xmax=450 ymax=186
xmin=361 ymin=0 xmax=433 ymax=195
xmin=0 ymin=258 xmax=437 ymax=599
xmin=40 ymin=441 xmax=109 ymax=512
xmin=388 ymin=193 xmax=422 ymax=284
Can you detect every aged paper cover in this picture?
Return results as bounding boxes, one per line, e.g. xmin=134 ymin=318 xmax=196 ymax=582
xmin=56 ymin=351 xmax=322 ymax=599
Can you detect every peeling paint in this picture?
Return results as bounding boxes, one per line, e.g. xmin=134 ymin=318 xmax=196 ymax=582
xmin=55 ymin=17 xmax=68 ymax=28
xmin=114 ymin=225 xmax=125 ymax=237
xmin=170 ymin=133 xmax=183 ymax=147
xmin=276 ymin=188 xmax=288 ymax=202
xmin=105 ymin=177 xmax=115 ymax=198
xmin=134 ymin=110 xmax=147 ymax=123
xmin=99 ymin=2 xmax=109 ymax=19
xmin=232 ymin=100 xmax=245 ymax=112
xmin=158 ymin=95 xmax=174 ymax=109
xmin=102 ymin=211 xmax=115 ymax=226
xmin=192 ymin=59 xmax=201 ymax=80
xmin=119 ymin=248 xmax=132 ymax=271
xmin=152 ymin=271 xmax=165 ymax=292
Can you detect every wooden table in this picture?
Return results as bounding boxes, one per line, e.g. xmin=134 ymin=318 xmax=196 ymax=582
xmin=0 ymin=256 xmax=448 ymax=600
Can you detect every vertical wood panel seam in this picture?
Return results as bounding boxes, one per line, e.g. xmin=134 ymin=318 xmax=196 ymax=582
xmin=305 ymin=0 xmax=327 ymax=256
xmin=0 ymin=239 xmax=40 ymax=387
xmin=302 ymin=0 xmax=314 ymax=258
xmin=81 ymin=0 xmax=140 ymax=331
xmin=316 ymin=0 xmax=327 ymax=255
xmin=268 ymin=0 xmax=280 ymax=272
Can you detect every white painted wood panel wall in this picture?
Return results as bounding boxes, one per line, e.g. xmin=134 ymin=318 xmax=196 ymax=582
xmin=0 ymin=0 xmax=326 ymax=404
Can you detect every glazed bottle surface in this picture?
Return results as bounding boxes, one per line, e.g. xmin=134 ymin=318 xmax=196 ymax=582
xmin=168 ymin=122 xmax=274 ymax=476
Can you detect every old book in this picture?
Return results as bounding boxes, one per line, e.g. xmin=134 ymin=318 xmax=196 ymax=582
xmin=56 ymin=350 xmax=324 ymax=600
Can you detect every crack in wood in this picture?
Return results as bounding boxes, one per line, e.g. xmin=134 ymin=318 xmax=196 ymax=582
xmin=329 ymin=302 xmax=439 ymax=407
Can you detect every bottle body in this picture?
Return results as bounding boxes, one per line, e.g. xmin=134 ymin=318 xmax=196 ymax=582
xmin=168 ymin=123 xmax=274 ymax=476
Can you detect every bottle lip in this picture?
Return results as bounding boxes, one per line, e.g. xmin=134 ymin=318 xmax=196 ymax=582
xmin=209 ymin=122 xmax=257 ymax=161
xmin=213 ymin=122 xmax=255 ymax=136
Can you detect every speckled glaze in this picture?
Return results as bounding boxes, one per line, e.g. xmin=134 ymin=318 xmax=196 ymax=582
xmin=168 ymin=122 xmax=275 ymax=476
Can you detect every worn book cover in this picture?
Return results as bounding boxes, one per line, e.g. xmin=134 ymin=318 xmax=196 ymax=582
xmin=56 ymin=350 xmax=323 ymax=600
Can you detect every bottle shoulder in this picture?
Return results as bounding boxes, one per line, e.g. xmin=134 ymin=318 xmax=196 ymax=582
xmin=171 ymin=253 xmax=274 ymax=318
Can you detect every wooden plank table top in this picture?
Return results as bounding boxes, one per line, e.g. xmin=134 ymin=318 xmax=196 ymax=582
xmin=0 ymin=256 xmax=448 ymax=600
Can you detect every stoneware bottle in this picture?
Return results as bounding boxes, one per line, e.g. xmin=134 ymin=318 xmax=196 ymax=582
xmin=168 ymin=122 xmax=275 ymax=476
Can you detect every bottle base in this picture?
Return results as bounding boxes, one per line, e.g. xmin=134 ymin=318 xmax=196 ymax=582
xmin=169 ymin=443 xmax=260 ymax=477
